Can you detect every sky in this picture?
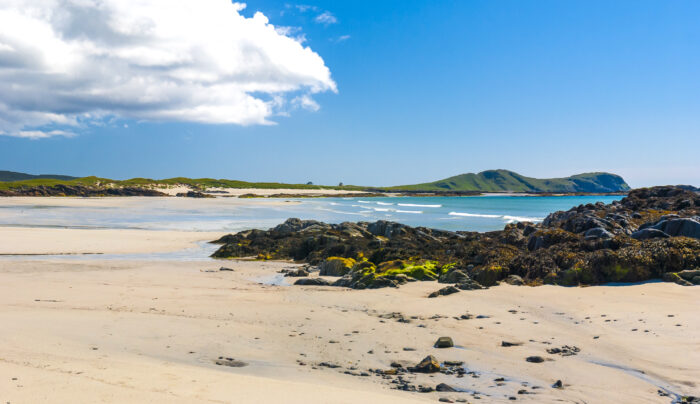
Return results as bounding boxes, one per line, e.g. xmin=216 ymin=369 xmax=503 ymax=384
xmin=0 ymin=0 xmax=698 ymax=188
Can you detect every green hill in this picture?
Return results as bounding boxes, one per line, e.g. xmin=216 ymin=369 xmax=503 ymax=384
xmin=0 ymin=170 xmax=78 ymax=182
xmin=388 ymin=170 xmax=630 ymax=193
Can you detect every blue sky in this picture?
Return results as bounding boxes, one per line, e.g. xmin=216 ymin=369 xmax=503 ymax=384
xmin=0 ymin=0 xmax=698 ymax=187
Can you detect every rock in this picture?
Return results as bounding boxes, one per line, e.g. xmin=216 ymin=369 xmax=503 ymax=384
xmin=210 ymin=186 xmax=700 ymax=289
xmin=214 ymin=357 xmax=248 ymax=367
xmin=434 ymin=337 xmax=454 ymax=348
xmin=651 ymin=217 xmax=700 ymax=239
xmin=439 ymin=270 xmax=470 ymax=284
xmin=546 ymin=345 xmax=580 ymax=356
xmin=410 ymin=355 xmax=441 ymax=373
xmin=319 ymin=257 xmax=355 ymax=276
xmin=176 ymin=191 xmax=214 ymax=198
xmin=662 ymin=272 xmax=694 ymax=286
xmin=284 ymin=268 xmax=310 ymax=277
xmin=503 ymin=274 xmax=524 ymax=285
xmin=438 ymin=398 xmax=454 ymax=403
xmin=501 ymin=341 xmax=522 ymax=347
xmin=456 ymin=279 xmax=486 ymax=290
xmin=219 ymin=267 xmax=234 ymax=271
xmin=293 ymin=278 xmax=331 ymax=286
xmin=631 ymin=228 xmax=670 ymax=240
xmin=552 ymin=380 xmax=563 ymax=388
xmin=525 ymin=356 xmax=545 ymax=363
xmin=436 ymin=383 xmax=457 ymax=392
xmin=428 ymin=286 xmax=460 ymax=298
xmin=584 ymin=227 xmax=613 ymax=240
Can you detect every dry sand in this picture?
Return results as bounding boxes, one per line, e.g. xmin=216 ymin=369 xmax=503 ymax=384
xmin=0 ymin=218 xmax=698 ymax=403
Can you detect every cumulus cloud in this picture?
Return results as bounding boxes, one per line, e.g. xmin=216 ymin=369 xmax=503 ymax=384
xmin=0 ymin=0 xmax=336 ymax=138
xmin=314 ymin=11 xmax=338 ymax=25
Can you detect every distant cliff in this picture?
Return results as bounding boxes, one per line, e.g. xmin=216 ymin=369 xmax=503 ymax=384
xmin=387 ymin=170 xmax=630 ymax=193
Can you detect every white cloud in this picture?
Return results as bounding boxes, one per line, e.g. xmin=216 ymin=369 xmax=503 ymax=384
xmin=0 ymin=0 xmax=336 ymax=138
xmin=335 ymin=35 xmax=351 ymax=42
xmin=16 ymin=130 xmax=76 ymax=140
xmin=315 ymin=11 xmax=338 ymax=25
xmin=292 ymin=94 xmax=320 ymax=112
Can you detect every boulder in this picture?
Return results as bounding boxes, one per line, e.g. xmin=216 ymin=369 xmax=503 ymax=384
xmin=631 ymin=228 xmax=670 ymax=240
xmin=439 ymin=270 xmax=470 ymax=284
xmin=434 ymin=337 xmax=454 ymax=348
xmin=436 ymin=383 xmax=457 ymax=392
xmin=410 ymin=355 xmax=441 ymax=373
xmin=293 ymin=278 xmax=331 ymax=286
xmin=584 ymin=227 xmax=613 ymax=240
xmin=652 ymin=217 xmax=700 ymax=239
xmin=319 ymin=257 xmax=355 ymax=276
xmin=525 ymin=356 xmax=545 ymax=363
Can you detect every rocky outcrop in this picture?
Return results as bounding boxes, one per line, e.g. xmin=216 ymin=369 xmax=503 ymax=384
xmin=212 ymin=186 xmax=700 ymax=289
xmin=0 ymin=184 xmax=167 ymax=197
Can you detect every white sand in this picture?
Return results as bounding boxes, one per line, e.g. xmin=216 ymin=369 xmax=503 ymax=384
xmin=0 ymin=253 xmax=698 ymax=403
xmin=0 ymin=227 xmax=219 ymax=255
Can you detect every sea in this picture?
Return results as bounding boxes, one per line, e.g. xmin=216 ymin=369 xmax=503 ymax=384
xmin=0 ymin=194 xmax=622 ymax=233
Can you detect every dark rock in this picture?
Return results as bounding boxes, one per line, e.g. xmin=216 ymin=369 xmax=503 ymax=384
xmin=434 ymin=337 xmax=454 ymax=348
xmin=503 ymin=274 xmax=524 ymax=285
xmin=219 ymin=267 xmax=234 ymax=271
xmin=410 ymin=355 xmax=441 ymax=373
xmin=584 ymin=227 xmax=613 ymax=240
xmin=436 ymin=383 xmax=457 ymax=392
xmin=284 ymin=268 xmax=310 ymax=277
xmin=293 ymin=278 xmax=331 ymax=286
xmin=428 ymin=286 xmax=460 ymax=298
xmin=525 ymin=356 xmax=545 ymax=363
xmin=631 ymin=228 xmax=670 ymax=240
xmin=176 ymin=191 xmax=214 ymax=198
xmin=501 ymin=341 xmax=523 ymax=347
xmin=215 ymin=357 xmax=248 ymax=367
xmin=210 ymin=186 xmax=700 ymax=289
xmin=552 ymin=380 xmax=563 ymax=388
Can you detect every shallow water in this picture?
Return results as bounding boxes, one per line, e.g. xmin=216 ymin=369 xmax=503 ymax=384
xmin=0 ymin=194 xmax=622 ymax=233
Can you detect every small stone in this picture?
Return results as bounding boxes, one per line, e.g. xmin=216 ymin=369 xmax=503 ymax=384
xmin=526 ymin=356 xmax=544 ymax=363
xmin=553 ymin=380 xmax=563 ymax=388
xmin=501 ymin=341 xmax=522 ymax=347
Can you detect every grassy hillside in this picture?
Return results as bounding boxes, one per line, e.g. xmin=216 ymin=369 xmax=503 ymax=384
xmin=0 ymin=175 xmax=365 ymax=191
xmin=387 ymin=170 xmax=630 ymax=193
xmin=0 ymin=169 xmax=631 ymax=194
xmin=0 ymin=170 xmax=78 ymax=182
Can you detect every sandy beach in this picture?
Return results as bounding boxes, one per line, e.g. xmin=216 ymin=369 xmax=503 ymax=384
xmin=0 ymin=223 xmax=698 ymax=403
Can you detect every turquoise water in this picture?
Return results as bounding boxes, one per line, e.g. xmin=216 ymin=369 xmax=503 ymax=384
xmin=0 ymin=195 xmax=622 ymax=233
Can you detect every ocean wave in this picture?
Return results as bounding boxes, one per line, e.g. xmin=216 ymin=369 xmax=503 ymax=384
xmin=316 ymin=207 xmax=366 ymax=216
xmin=448 ymin=211 xmax=501 ymax=218
xmin=448 ymin=211 xmax=544 ymax=223
xmin=376 ymin=201 xmax=394 ymax=205
xmin=373 ymin=207 xmax=391 ymax=212
xmin=358 ymin=200 xmax=371 ymax=204
xmin=396 ymin=209 xmax=423 ymax=214
xmin=503 ymin=215 xmax=544 ymax=223
xmin=398 ymin=203 xmax=442 ymax=208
